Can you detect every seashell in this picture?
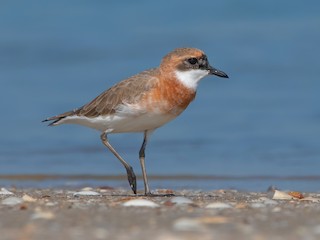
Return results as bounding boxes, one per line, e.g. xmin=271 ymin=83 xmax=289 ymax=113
xmin=272 ymin=190 xmax=295 ymax=200
xmin=122 ymin=199 xmax=159 ymax=208
xmin=81 ymin=187 xmax=93 ymax=191
xmin=169 ymin=197 xmax=193 ymax=205
xmin=2 ymin=197 xmax=23 ymax=206
xmin=206 ymin=202 xmax=232 ymax=209
xmin=288 ymin=191 xmax=304 ymax=199
xmin=0 ymin=188 xmax=14 ymax=195
xmin=73 ymin=191 xmax=100 ymax=196
xmin=300 ymin=197 xmax=320 ymax=203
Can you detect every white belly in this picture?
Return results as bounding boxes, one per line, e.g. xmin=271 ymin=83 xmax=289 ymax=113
xmin=56 ymin=111 xmax=177 ymax=133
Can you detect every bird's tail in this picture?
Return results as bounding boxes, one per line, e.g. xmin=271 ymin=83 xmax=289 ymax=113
xmin=42 ymin=109 xmax=79 ymax=126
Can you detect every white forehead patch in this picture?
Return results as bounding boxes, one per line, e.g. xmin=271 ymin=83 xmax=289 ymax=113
xmin=175 ymin=69 xmax=209 ymax=90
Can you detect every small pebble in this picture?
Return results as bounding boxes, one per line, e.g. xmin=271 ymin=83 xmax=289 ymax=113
xmin=31 ymin=208 xmax=55 ymax=220
xmin=70 ymin=202 xmax=90 ymax=209
xmin=169 ymin=197 xmax=193 ymax=205
xmin=235 ymin=203 xmax=248 ymax=209
xmin=45 ymin=202 xmax=58 ymax=207
xmin=22 ymin=194 xmax=37 ymax=202
xmin=99 ymin=189 xmax=108 ymax=193
xmin=155 ymin=233 xmax=191 ymax=240
xmin=173 ymin=218 xmax=204 ymax=231
xmin=206 ymin=202 xmax=232 ymax=209
xmin=93 ymin=228 xmax=109 ymax=239
xmin=73 ymin=191 xmax=100 ymax=197
xmin=2 ymin=197 xmax=23 ymax=206
xmin=20 ymin=204 xmax=28 ymax=210
xmin=272 ymin=207 xmax=282 ymax=212
xmin=54 ymin=190 xmax=64 ymax=194
xmin=313 ymin=225 xmax=320 ymax=234
xmin=251 ymin=203 xmax=266 ymax=208
xmin=155 ymin=189 xmax=175 ymax=195
xmin=258 ymin=197 xmax=278 ymax=205
xmin=198 ymin=216 xmax=229 ymax=224
xmin=257 ymin=197 xmax=269 ymax=201
xmin=123 ymin=199 xmax=159 ymax=208
xmin=0 ymin=188 xmax=14 ymax=195
xmin=263 ymin=199 xmax=278 ymax=205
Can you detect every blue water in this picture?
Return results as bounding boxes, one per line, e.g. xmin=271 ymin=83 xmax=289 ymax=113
xmin=1 ymin=1 xmax=320 ymax=191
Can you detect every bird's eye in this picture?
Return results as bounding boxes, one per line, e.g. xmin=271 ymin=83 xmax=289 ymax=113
xmin=187 ymin=58 xmax=198 ymax=65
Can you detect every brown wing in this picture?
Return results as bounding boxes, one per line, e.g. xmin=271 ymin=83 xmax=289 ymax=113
xmin=43 ymin=68 xmax=160 ymax=125
xmin=77 ymin=68 xmax=159 ymax=117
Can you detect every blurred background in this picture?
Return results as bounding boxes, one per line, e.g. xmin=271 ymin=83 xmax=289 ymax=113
xmin=1 ymin=0 xmax=319 ymax=191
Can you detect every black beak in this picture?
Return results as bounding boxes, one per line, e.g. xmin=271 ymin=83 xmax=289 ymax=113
xmin=208 ymin=65 xmax=229 ymax=78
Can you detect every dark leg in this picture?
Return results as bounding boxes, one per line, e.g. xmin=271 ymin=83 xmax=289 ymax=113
xmin=138 ymin=131 xmax=175 ymax=197
xmin=139 ymin=130 xmax=151 ymax=195
xmin=100 ymin=133 xmax=137 ymax=194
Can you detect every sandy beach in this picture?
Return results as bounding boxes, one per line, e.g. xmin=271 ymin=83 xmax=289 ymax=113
xmin=1 ymin=187 xmax=320 ymax=240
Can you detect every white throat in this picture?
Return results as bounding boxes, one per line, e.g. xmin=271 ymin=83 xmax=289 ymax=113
xmin=175 ymin=69 xmax=209 ymax=90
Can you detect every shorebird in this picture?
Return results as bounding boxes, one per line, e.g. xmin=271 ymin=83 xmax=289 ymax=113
xmin=43 ymin=48 xmax=228 ymax=195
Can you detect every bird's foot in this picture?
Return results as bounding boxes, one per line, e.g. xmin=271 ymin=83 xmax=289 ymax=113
xmin=126 ymin=167 xmax=137 ymax=194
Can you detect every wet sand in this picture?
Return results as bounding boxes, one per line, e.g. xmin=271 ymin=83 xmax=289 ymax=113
xmin=1 ymin=188 xmax=320 ymax=240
